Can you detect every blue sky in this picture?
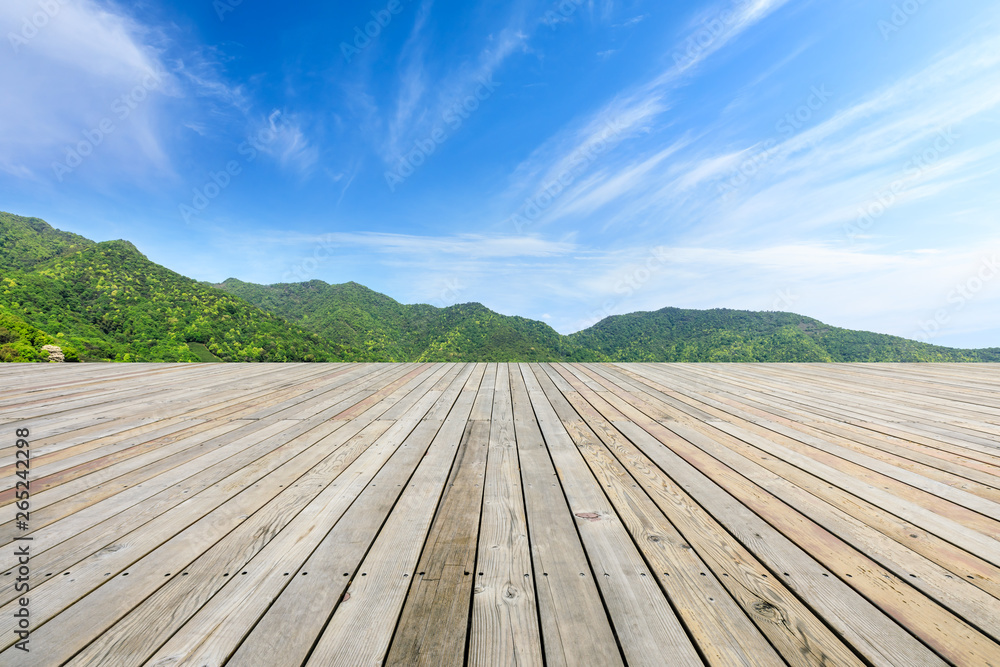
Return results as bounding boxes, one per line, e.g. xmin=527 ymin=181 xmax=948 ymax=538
xmin=2 ymin=0 xmax=999 ymax=347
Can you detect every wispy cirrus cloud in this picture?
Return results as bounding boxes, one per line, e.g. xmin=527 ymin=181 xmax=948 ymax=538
xmin=250 ymin=111 xmax=320 ymax=175
xmin=503 ymin=20 xmax=1000 ymax=253
xmin=374 ymin=2 xmax=531 ymax=166
xmin=669 ymin=0 xmax=794 ymax=76
xmin=260 ymin=230 xmax=576 ymax=257
xmin=385 ymin=0 xmax=434 ymax=160
xmin=0 ymin=0 xmax=322 ymax=186
xmin=498 ymin=0 xmax=794 ymax=229
xmin=664 ymin=31 xmax=1000 ymax=246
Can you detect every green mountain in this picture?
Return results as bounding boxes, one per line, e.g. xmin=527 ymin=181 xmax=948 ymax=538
xmin=216 ymin=278 xmax=603 ymax=362
xmin=0 ymin=211 xmax=94 ymax=272
xmin=2 ymin=210 xmax=998 ymax=363
xmin=567 ymin=307 xmax=1000 ymax=362
xmin=0 ymin=213 xmax=341 ymax=362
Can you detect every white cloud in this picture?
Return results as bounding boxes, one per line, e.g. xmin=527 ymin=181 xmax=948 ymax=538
xmin=0 ymin=0 xmax=174 ymax=183
xmin=385 ymin=0 xmax=433 ymax=160
xmin=498 ymin=0 xmax=792 ymax=229
xmin=203 ymin=224 xmax=1000 ymax=347
xmin=264 ymin=231 xmax=576 ymax=258
xmin=503 ymin=25 xmax=1000 ymax=257
xmin=617 ymin=15 xmax=648 ymax=28
xmin=667 ymin=0 xmax=793 ymax=77
xmin=250 ymin=111 xmax=320 ymax=175
xmin=377 ymin=4 xmax=530 ymax=165
xmin=547 ymin=140 xmax=689 ymax=221
xmin=0 ymin=0 xmax=317 ymax=185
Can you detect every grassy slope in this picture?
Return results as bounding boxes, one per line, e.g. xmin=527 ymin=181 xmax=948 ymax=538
xmin=187 ymin=342 xmax=223 ymax=362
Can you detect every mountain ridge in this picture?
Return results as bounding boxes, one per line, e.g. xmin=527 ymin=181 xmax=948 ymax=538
xmin=216 ymin=277 xmax=1000 ymax=363
xmin=2 ymin=210 xmax=997 ymax=363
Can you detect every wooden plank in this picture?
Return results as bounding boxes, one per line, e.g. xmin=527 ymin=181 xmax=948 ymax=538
xmin=383 ymin=365 xmax=491 ymax=667
xmin=584 ymin=372 xmax=990 ymax=665
xmin=544 ymin=364 xmax=783 ymax=666
xmin=0 ymin=418 xmax=349 ymax=662
xmin=64 ymin=420 xmax=394 ymax=667
xmin=510 ymin=364 xmax=623 ymax=667
xmin=550 ymin=364 xmax=864 ymax=667
xmin=684 ymin=362 xmax=1000 ymax=482
xmin=468 ymin=364 xmax=544 ymax=666
xmin=612 ymin=365 xmax=1000 ymax=565
xmin=526 ymin=364 xmax=704 ymax=667
xmin=0 ymin=361 xmax=997 ymax=664
xmin=0 ymin=365 xmax=447 ymax=642
xmin=305 ymin=365 xmax=482 ymax=665
xmin=614 ymin=414 xmax=948 ymax=666
xmin=672 ymin=373 xmax=1000 ymax=501
xmin=622 ymin=370 xmax=1000 ymax=604
xmin=0 ymin=418 xmax=314 ymax=610
xmin=599 ymin=365 xmax=1000 ymax=598
xmin=0 ymin=419 xmax=243 ymax=543
xmin=671 ymin=420 xmax=1000 ymax=642
xmin=621 ymin=364 xmax=1000 ymax=484
xmin=139 ymin=364 xmax=464 ymax=666
xmin=62 ymin=367 xmax=440 ymax=666
xmin=675 ymin=364 xmax=1000 ymax=462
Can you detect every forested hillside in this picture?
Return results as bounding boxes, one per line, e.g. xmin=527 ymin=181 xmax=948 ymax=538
xmin=568 ymin=307 xmax=1000 ymax=362
xmin=0 ymin=213 xmax=341 ymax=362
xmin=2 ymin=210 xmax=998 ymax=363
xmin=0 ymin=211 xmax=94 ymax=272
xmin=217 ymin=279 xmax=603 ymax=362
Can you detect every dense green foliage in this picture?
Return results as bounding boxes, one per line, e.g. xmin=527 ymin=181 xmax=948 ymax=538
xmin=218 ymin=279 xmax=604 ymax=362
xmin=0 ymin=211 xmax=93 ymax=272
xmin=221 ymin=281 xmax=1000 ymax=363
xmin=0 ymin=212 xmax=342 ymax=362
xmin=2 ymin=210 xmax=998 ymax=363
xmin=0 ymin=306 xmax=80 ymax=362
xmin=568 ymin=307 xmax=1000 ymax=362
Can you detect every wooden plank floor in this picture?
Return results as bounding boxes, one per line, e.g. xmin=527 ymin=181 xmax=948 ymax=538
xmin=0 ymin=363 xmax=999 ymax=666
